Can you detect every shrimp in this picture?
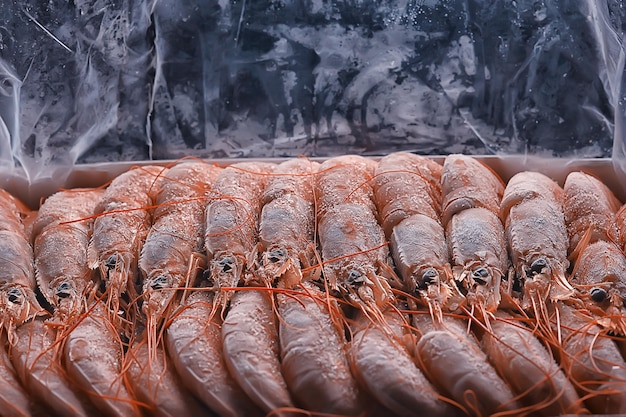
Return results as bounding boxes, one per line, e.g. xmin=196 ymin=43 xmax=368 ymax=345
xmin=277 ymin=282 xmax=367 ymax=415
xmin=32 ymin=188 xmax=103 ymax=322
xmin=63 ymin=301 xmax=141 ymax=417
xmin=412 ymin=312 xmax=521 ymax=417
xmin=88 ymin=165 xmax=168 ymax=320
xmin=0 ymin=189 xmax=43 ymax=343
xmin=389 ymin=214 xmax=463 ymax=322
xmin=349 ymin=305 xmax=462 ymax=417
xmin=165 ymin=290 xmax=262 ymax=417
xmin=501 ymin=172 xmax=574 ymax=325
xmin=441 ymin=154 xmax=505 ymax=227
xmin=126 ymin=337 xmax=211 ymax=417
xmin=204 ymin=161 xmax=275 ymax=311
xmin=563 ymin=171 xmax=621 ymax=259
xmin=139 ymin=161 xmax=221 ymax=360
xmin=258 ymin=158 xmax=319 ymax=289
xmin=446 ymin=207 xmax=509 ymax=315
xmin=0 ymin=336 xmax=36 ymax=417
xmin=569 ymin=240 xmax=626 ymax=335
xmin=555 ymin=301 xmax=626 ymax=414
xmin=10 ymin=317 xmax=95 ymax=417
xmin=315 ymin=155 xmax=393 ymax=317
xmin=372 ymin=152 xmax=442 ymax=236
xmin=480 ymin=311 xmax=585 ymax=416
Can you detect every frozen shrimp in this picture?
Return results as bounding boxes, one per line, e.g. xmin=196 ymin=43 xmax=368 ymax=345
xmin=413 ymin=313 xmax=521 ymax=417
xmin=446 ymin=207 xmax=509 ymax=314
xmin=0 ymin=189 xmax=43 ymax=343
xmin=204 ymin=162 xmax=275 ymax=310
xmin=570 ymin=240 xmax=626 ymax=335
xmin=139 ymin=161 xmax=220 ymax=358
xmin=165 ymin=290 xmax=262 ymax=417
xmin=390 ymin=214 xmax=463 ymax=322
xmin=441 ymin=154 xmax=505 ymax=227
xmin=63 ymin=301 xmax=141 ymax=417
xmin=315 ymin=155 xmax=393 ymax=314
xmin=555 ymin=301 xmax=626 ymax=414
xmin=10 ymin=317 xmax=94 ymax=417
xmin=88 ymin=165 xmax=168 ymax=318
xmin=372 ymin=152 xmax=442 ymax=236
xmin=501 ymin=172 xmax=574 ymax=320
xmin=0 ymin=338 xmax=36 ymax=417
xmin=349 ymin=306 xmax=461 ymax=417
xmin=480 ymin=312 xmax=584 ymax=416
xmin=563 ymin=171 xmax=621 ymax=258
xmin=32 ymin=188 xmax=103 ymax=322
xmin=277 ymin=282 xmax=367 ymax=415
xmin=617 ymin=203 xmax=626 ymax=253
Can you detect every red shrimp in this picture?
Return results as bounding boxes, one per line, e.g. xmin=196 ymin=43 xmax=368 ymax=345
xmin=204 ymin=161 xmax=275 ymax=311
xmin=88 ymin=165 xmax=168 ymax=319
xmin=570 ymin=240 xmax=626 ymax=335
xmin=32 ymin=188 xmax=103 ymax=322
xmin=0 ymin=189 xmax=43 ymax=343
xmin=617 ymin=203 xmax=626 ymax=253
xmin=441 ymin=154 xmax=505 ymax=227
xmin=372 ymin=152 xmax=442 ymax=236
xmin=555 ymin=301 xmax=626 ymax=414
xmin=63 ymin=301 xmax=141 ymax=417
xmin=412 ymin=312 xmax=521 ymax=417
xmin=165 ymin=290 xmax=262 ymax=417
xmin=139 ymin=161 xmax=221 ymax=359
xmin=315 ymin=155 xmax=394 ymax=318
xmin=349 ymin=305 xmax=462 ymax=417
xmin=10 ymin=317 xmax=95 ymax=417
xmin=480 ymin=311 xmax=585 ymax=416
xmin=277 ymin=282 xmax=368 ymax=415
xmin=0 ymin=337 xmax=36 ymax=417
xmin=390 ymin=214 xmax=463 ymax=322
xmin=501 ymin=172 xmax=574 ymax=323
xmin=126 ymin=338 xmax=211 ymax=417
xmin=446 ymin=207 xmax=509 ymax=315
xmin=563 ymin=171 xmax=621 ymax=259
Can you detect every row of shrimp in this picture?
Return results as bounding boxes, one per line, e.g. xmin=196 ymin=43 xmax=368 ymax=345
xmin=1 ymin=152 xmax=626 ymax=416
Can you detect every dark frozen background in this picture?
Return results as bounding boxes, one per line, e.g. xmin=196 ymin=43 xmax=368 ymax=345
xmin=0 ymin=0 xmax=625 ymax=182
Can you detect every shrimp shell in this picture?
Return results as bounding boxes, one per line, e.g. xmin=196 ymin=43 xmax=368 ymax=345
xmin=563 ymin=171 xmax=621 ymax=256
xmin=316 ymin=155 xmax=377 ymax=213
xmin=372 ymin=152 xmax=442 ymax=236
xmin=500 ymin=171 xmax=564 ymax=221
xmin=441 ymin=154 xmax=505 ymax=226
xmin=0 ymin=338 xmax=36 ymax=417
xmin=33 ymin=189 xmax=103 ymax=320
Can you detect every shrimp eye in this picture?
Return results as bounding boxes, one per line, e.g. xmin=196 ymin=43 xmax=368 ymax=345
xmin=472 ymin=268 xmax=489 ymax=285
xmin=590 ymin=287 xmax=607 ymax=303
xmin=151 ymin=275 xmax=168 ymax=290
xmin=529 ymin=258 xmax=547 ymax=275
xmin=105 ymin=255 xmax=117 ymax=270
xmin=57 ymin=282 xmax=72 ymax=299
xmin=218 ymin=257 xmax=234 ymax=273
xmin=268 ymin=248 xmax=285 ymax=263
xmin=7 ymin=288 xmax=21 ymax=304
xmin=347 ymin=270 xmax=364 ymax=285
xmin=421 ymin=269 xmax=438 ymax=287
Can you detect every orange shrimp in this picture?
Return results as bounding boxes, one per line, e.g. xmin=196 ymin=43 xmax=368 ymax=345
xmin=563 ymin=171 xmax=621 ymax=259
xmin=372 ymin=152 xmax=442 ymax=236
xmin=480 ymin=311 xmax=585 ymax=416
xmin=570 ymin=240 xmax=626 ymax=335
xmin=88 ymin=165 xmax=168 ymax=319
xmin=501 ymin=172 xmax=574 ymax=324
xmin=165 ymin=290 xmax=263 ymax=417
xmin=412 ymin=312 xmax=521 ymax=417
xmin=139 ymin=161 xmax=221 ymax=360
xmin=204 ymin=161 xmax=275 ymax=311
xmin=441 ymin=154 xmax=505 ymax=227
xmin=0 ymin=189 xmax=43 ymax=343
xmin=10 ymin=317 xmax=95 ymax=417
xmin=0 ymin=336 xmax=36 ymax=417
xmin=555 ymin=301 xmax=626 ymax=414
xmin=32 ymin=188 xmax=103 ymax=322
xmin=617 ymin=203 xmax=626 ymax=253
xmin=349 ymin=305 xmax=462 ymax=417
xmin=315 ymin=155 xmax=393 ymax=318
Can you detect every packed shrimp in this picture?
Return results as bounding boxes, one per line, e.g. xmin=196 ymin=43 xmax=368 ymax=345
xmin=2 ymin=152 xmax=626 ymax=417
